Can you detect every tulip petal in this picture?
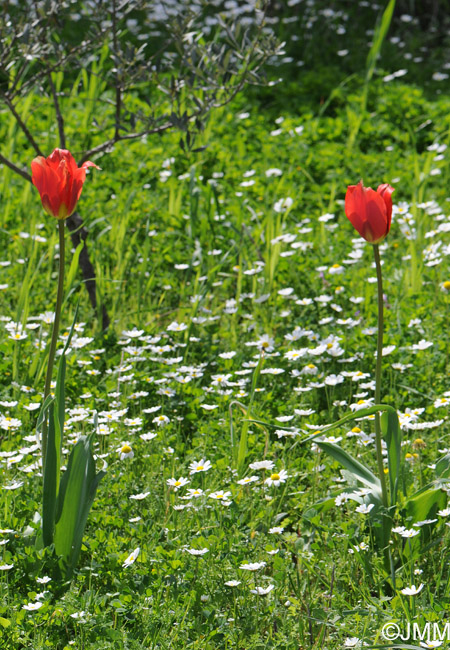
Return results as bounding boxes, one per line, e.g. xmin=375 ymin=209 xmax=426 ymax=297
xmin=31 ymin=148 xmax=99 ymax=220
xmin=345 ymin=180 xmax=391 ymax=244
xmin=32 ymin=157 xmax=64 ymax=218
xmin=377 ymin=183 xmax=395 ymax=232
xmin=81 ymin=160 xmax=101 ymax=170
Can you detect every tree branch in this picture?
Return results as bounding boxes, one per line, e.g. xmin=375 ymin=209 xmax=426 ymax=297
xmin=78 ymin=122 xmax=172 ymax=165
xmin=0 ymin=152 xmax=31 ymax=182
xmin=65 ymin=212 xmax=110 ymax=330
xmin=4 ymin=95 xmax=43 ymax=156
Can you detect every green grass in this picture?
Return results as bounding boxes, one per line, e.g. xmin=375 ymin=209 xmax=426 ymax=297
xmin=0 ymin=2 xmax=450 ymax=648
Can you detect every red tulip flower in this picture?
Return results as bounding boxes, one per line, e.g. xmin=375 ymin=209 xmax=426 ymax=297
xmin=31 ymin=148 xmax=99 ymax=220
xmin=345 ymin=180 xmax=395 ymax=244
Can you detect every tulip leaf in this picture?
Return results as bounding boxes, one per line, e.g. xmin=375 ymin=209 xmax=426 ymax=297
xmin=61 ymin=301 xmax=79 ymax=355
xmin=42 ymin=400 xmax=57 ymax=547
xmin=435 ymin=453 xmax=450 ymax=478
xmin=41 ymin=392 xmax=63 ymax=547
xmin=365 ymin=0 xmax=396 ymax=84
xmin=402 ymin=483 xmax=447 ymax=560
xmin=35 ymin=394 xmax=54 ymax=447
xmin=40 ymin=304 xmax=79 ymax=550
xmin=54 ymin=433 xmax=105 ymax=577
xmin=381 ymin=409 xmax=402 ymax=507
xmin=405 ymin=483 xmax=447 ymax=524
xmin=303 ymin=495 xmax=338 ymax=521
xmin=315 ymin=441 xmax=382 ymax=496
xmin=247 ymin=404 xmax=399 ymax=446
xmin=252 ymin=403 xmax=398 ymax=442
xmin=236 ymin=354 xmax=263 ymax=474
xmin=65 ymin=241 xmax=84 ymax=294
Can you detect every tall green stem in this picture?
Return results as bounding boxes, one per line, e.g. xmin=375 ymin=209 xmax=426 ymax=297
xmin=373 ymin=244 xmax=388 ymax=508
xmin=42 ymin=220 xmax=65 ymax=467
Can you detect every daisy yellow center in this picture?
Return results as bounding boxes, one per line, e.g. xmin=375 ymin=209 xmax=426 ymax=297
xmin=307 ymin=364 xmax=315 ymax=369
xmin=121 ymin=445 xmax=132 ymax=454
xmin=351 ymin=427 xmax=361 ymax=433
xmin=357 ymin=399 xmax=365 ymax=405
xmin=332 ymin=264 xmax=340 ymax=268
xmin=327 ymin=342 xmax=333 ymax=348
xmin=197 ymin=465 xmax=204 ymax=471
xmin=174 ymin=480 xmax=181 ymax=486
xmin=262 ymin=341 xmax=269 ymax=348
xmin=270 ymin=473 xmax=280 ymax=481
xmin=443 ymin=281 xmax=450 ymax=290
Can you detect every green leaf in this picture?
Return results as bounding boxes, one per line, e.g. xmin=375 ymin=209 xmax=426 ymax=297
xmin=365 ymin=0 xmax=396 ymax=84
xmin=435 ymin=453 xmax=450 ymax=478
xmin=370 ymin=504 xmax=395 ymax=557
xmin=55 ymin=352 xmax=66 ymax=439
xmin=42 ymin=400 xmax=57 ymax=547
xmin=402 ymin=483 xmax=446 ymax=560
xmin=303 ymin=495 xmax=338 ymax=521
xmin=248 ymin=403 xmax=399 ymax=445
xmin=236 ymin=354 xmax=264 ymax=474
xmin=65 ymin=241 xmax=84 ymax=292
xmin=316 ymin=441 xmax=381 ymax=496
xmin=381 ymin=409 xmax=402 ymax=507
xmin=61 ymin=301 xmax=80 ymax=356
xmin=405 ymin=483 xmax=447 ymax=524
xmin=54 ymin=434 xmax=105 ymax=577
xmin=35 ymin=394 xmax=54 ymax=445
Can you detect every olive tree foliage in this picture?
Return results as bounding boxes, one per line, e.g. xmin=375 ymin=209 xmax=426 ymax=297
xmin=0 ymin=0 xmax=282 ymax=328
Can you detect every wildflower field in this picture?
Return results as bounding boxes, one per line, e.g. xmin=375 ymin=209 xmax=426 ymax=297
xmin=0 ymin=1 xmax=450 ymax=648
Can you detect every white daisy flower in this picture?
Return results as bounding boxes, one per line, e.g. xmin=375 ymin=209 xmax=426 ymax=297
xmin=265 ymin=470 xmax=289 ymax=487
xmin=400 ymin=584 xmax=424 ymax=596
xmin=122 ymin=547 xmax=140 ymax=568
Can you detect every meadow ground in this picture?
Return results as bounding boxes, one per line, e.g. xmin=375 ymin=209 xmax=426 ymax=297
xmin=0 ymin=1 xmax=449 ymax=648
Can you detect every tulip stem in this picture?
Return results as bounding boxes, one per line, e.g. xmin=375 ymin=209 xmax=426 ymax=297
xmin=42 ymin=220 xmax=65 ymax=467
xmin=373 ymin=244 xmax=388 ymax=508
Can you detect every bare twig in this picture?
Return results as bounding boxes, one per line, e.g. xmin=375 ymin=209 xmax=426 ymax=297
xmin=65 ymin=212 xmax=110 ymax=330
xmin=78 ymin=123 xmax=172 ymax=165
xmin=0 ymin=152 xmax=31 ymax=182
xmin=3 ymin=95 xmax=43 ymax=156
